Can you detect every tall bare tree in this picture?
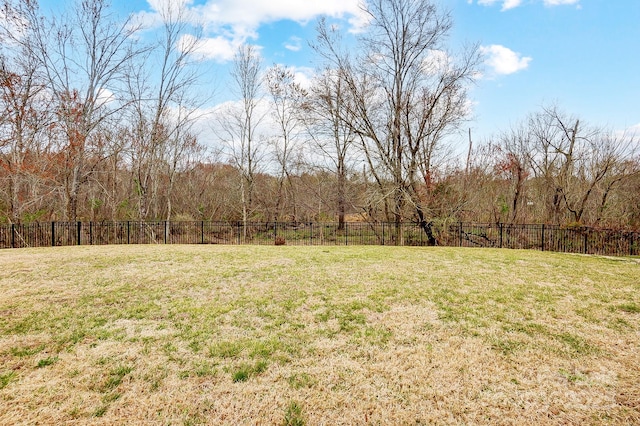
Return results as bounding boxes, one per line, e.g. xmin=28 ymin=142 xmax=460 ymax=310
xmin=306 ymin=68 xmax=358 ymax=229
xmin=127 ymin=2 xmax=205 ymax=220
xmin=0 ymin=48 xmax=53 ymax=223
xmin=315 ymin=0 xmax=480 ymax=244
xmin=494 ymin=106 xmax=640 ymax=226
xmin=266 ymin=64 xmax=307 ymax=222
xmin=218 ymin=44 xmax=265 ymax=230
xmin=11 ymin=0 xmax=143 ymax=221
xmin=490 ymin=125 xmax=533 ymax=223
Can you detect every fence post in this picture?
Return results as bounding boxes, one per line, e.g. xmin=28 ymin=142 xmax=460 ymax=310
xmin=51 ymin=222 xmax=55 ymax=247
xmin=345 ymin=223 xmax=348 ymax=246
xmin=201 ymin=221 xmax=204 ymax=244
xmin=541 ymin=224 xmax=545 ymax=251
xmin=76 ymin=221 xmax=81 ymax=246
xmin=89 ymin=221 xmax=93 ymax=245
xmin=127 ymin=221 xmax=130 ymax=245
xmin=499 ymin=223 xmax=503 ymax=248
xmin=164 ymin=221 xmax=168 ymax=244
xmin=310 ymin=223 xmax=313 ymax=246
xmin=458 ymin=222 xmax=463 ymax=247
xmin=583 ymin=229 xmax=588 ymax=254
xmin=381 ymin=222 xmax=385 ymax=246
xmin=11 ymin=223 xmax=15 ymax=248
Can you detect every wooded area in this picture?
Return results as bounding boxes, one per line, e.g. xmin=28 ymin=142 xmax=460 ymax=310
xmin=1 ymin=0 xmax=639 ymax=232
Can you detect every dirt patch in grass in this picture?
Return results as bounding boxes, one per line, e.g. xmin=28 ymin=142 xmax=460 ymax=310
xmin=0 ymin=245 xmax=638 ymax=424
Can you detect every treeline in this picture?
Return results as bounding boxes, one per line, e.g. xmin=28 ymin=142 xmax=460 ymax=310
xmin=1 ymin=0 xmax=638 ymax=230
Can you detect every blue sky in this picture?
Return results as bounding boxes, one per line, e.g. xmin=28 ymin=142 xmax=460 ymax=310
xmin=36 ymin=0 xmax=640 ymax=144
xmin=453 ymin=0 xmax=640 ymax=139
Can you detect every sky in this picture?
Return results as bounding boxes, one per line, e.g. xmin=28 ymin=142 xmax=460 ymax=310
xmin=35 ymin=0 xmax=640 ymax=148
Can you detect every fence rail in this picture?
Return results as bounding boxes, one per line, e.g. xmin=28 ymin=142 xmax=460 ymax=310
xmin=0 ymin=221 xmax=637 ymax=257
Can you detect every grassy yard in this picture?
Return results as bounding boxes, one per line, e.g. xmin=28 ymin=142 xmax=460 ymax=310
xmin=0 ymin=245 xmax=638 ymax=425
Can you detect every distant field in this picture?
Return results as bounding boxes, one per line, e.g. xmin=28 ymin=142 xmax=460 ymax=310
xmin=0 ymin=245 xmax=639 ymax=425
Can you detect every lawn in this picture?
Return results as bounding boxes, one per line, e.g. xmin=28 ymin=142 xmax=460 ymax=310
xmin=0 ymin=245 xmax=638 ymax=425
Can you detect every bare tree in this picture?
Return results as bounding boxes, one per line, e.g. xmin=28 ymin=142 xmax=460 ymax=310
xmin=490 ymin=125 xmax=534 ymax=223
xmin=266 ymin=64 xmax=307 ymax=222
xmin=591 ymin=132 xmax=639 ymax=226
xmin=127 ymin=3 xmax=205 ymax=220
xmin=0 ymin=48 xmax=54 ymax=223
xmin=606 ymin=155 xmax=640 ymax=228
xmin=95 ymin=125 xmax=129 ymax=220
xmin=218 ymin=44 xmax=265 ymax=230
xmin=315 ymin=0 xmax=480 ymax=244
xmin=12 ymin=0 xmax=144 ymax=221
xmin=523 ymin=106 xmax=639 ymax=225
xmin=306 ymin=67 xmax=358 ymax=229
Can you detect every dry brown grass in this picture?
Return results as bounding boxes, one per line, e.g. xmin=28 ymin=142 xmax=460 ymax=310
xmin=0 ymin=245 xmax=638 ymax=425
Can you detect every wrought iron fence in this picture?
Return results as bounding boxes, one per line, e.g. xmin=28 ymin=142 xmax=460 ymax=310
xmin=449 ymin=222 xmax=639 ymax=256
xmin=0 ymin=221 xmax=637 ymax=256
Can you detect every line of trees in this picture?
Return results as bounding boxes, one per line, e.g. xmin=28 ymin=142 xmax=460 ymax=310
xmin=1 ymin=0 xmax=639 ymax=233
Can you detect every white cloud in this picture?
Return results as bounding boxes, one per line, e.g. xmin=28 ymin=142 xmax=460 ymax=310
xmin=501 ymin=0 xmax=522 ymax=10
xmin=480 ymin=44 xmax=531 ymax=75
xmin=612 ymin=124 xmax=640 ymax=151
xmin=96 ymin=88 xmax=115 ymax=107
xmin=347 ymin=1 xmax=371 ymax=34
xmin=477 ymin=0 xmax=513 ymax=9
xmin=543 ymin=0 xmax=580 ymax=6
xmin=472 ymin=0 xmax=580 ymax=10
xmin=624 ymin=123 xmax=640 ymax=138
xmin=147 ymin=0 xmax=194 ymax=15
xmin=190 ymin=0 xmax=357 ymax=29
xmin=136 ymin=0 xmax=365 ymax=62
xmin=0 ymin=3 xmax=29 ymax=44
xmin=423 ymin=49 xmax=452 ymax=75
xmin=180 ymin=34 xmax=240 ymax=62
xmin=289 ymin=66 xmax=315 ymax=89
xmin=475 ymin=0 xmax=521 ymax=11
xmin=284 ymin=36 xmax=302 ymax=52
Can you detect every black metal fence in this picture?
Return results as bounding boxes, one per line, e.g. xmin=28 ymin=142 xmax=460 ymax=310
xmin=0 ymin=221 xmax=638 ymax=256
xmin=448 ymin=223 xmax=639 ymax=256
